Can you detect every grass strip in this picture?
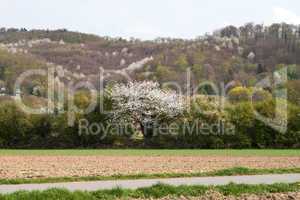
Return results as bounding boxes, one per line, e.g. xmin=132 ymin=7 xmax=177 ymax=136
xmin=0 ymin=182 xmax=299 ymax=200
xmin=1 ymin=167 xmax=300 ymax=185
xmin=0 ymin=149 xmax=300 ymax=156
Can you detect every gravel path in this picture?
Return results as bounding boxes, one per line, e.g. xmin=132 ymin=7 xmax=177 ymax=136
xmin=0 ymin=156 xmax=299 ymax=179
xmin=0 ymin=174 xmax=299 ymax=194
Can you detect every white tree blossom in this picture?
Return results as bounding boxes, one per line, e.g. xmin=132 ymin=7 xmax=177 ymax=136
xmin=110 ymin=81 xmax=185 ymax=136
xmin=248 ymin=52 xmax=255 ymax=60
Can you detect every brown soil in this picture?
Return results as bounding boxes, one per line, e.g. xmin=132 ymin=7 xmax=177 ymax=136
xmin=0 ymin=156 xmax=299 ymax=179
xmin=132 ymin=191 xmax=300 ymax=200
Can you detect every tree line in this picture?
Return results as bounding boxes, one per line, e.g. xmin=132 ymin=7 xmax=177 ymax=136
xmin=0 ymin=82 xmax=299 ymax=149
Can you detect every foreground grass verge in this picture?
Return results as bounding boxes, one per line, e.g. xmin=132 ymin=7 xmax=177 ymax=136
xmin=1 ymin=167 xmax=300 ymax=185
xmin=0 ymin=149 xmax=299 ymax=156
xmin=0 ymin=182 xmax=299 ymax=200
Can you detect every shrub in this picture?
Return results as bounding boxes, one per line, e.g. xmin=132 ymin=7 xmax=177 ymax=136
xmin=0 ymin=102 xmax=32 ymax=147
xmin=251 ymin=89 xmax=272 ymax=102
xmin=228 ymin=87 xmax=251 ymax=102
xmin=176 ymin=95 xmax=229 ymax=148
xmin=225 ymin=102 xmax=254 ymax=148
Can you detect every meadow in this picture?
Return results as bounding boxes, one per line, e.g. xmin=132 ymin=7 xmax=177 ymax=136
xmin=0 ymin=149 xmax=299 ymax=156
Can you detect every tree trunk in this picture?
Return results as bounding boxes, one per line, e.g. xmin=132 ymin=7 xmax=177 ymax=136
xmin=140 ymin=122 xmax=154 ymax=139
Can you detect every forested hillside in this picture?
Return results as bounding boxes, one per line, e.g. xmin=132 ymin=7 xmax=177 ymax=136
xmin=0 ymin=23 xmax=299 ymax=148
xmin=0 ymin=23 xmax=299 ymax=102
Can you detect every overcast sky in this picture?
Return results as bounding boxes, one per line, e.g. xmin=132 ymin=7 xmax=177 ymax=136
xmin=1 ymin=0 xmax=300 ymax=40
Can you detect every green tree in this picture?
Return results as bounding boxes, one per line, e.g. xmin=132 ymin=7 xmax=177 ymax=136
xmin=0 ymin=102 xmax=32 ymax=147
xmin=228 ymin=87 xmax=252 ymax=102
xmin=174 ymin=54 xmax=189 ymax=71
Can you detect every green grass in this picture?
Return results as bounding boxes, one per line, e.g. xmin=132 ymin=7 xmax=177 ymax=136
xmin=0 ymin=183 xmax=299 ymax=200
xmin=1 ymin=167 xmax=300 ymax=185
xmin=0 ymin=149 xmax=299 ymax=156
